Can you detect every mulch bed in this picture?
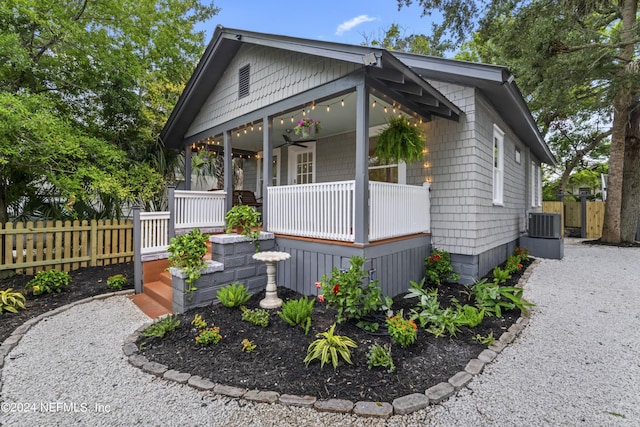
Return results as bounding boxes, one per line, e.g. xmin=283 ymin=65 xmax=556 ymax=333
xmin=0 ymin=263 xmax=134 ymax=343
xmin=1 ymin=260 xmax=529 ymax=403
xmin=137 ymin=263 xmax=529 ymax=402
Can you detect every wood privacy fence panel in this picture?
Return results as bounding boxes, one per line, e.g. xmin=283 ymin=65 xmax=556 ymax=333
xmin=0 ymin=220 xmax=133 ymax=274
xmin=586 ymin=201 xmax=605 ymax=239
xmin=542 ymin=201 xmax=605 ymax=239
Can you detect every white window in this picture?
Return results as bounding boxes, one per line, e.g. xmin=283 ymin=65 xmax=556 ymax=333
xmin=287 ymin=142 xmax=315 ymax=185
xmin=531 ymin=161 xmax=542 ymax=207
xmin=492 ymin=125 xmax=504 ymax=205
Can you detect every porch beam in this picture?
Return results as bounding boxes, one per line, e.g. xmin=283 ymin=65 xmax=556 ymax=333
xmin=354 ymin=82 xmax=370 ymax=246
xmin=261 ymin=116 xmax=272 ymax=229
xmin=183 ymin=70 xmax=366 ymax=146
xmin=367 ymin=77 xmax=433 ymax=122
xmin=367 ymin=67 xmax=405 ymax=83
xmin=388 ymin=81 xmax=423 ymax=96
xmin=223 ymin=131 xmax=233 ymax=212
xmin=407 ymin=94 xmax=440 ymax=107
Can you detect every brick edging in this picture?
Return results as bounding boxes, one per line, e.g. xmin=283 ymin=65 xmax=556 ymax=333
xmin=0 ymin=290 xmax=135 ymax=393
xmin=125 ymin=260 xmax=540 ymax=418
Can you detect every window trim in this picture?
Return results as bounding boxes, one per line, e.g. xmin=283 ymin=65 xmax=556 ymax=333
xmin=492 ymin=124 xmax=505 ymax=205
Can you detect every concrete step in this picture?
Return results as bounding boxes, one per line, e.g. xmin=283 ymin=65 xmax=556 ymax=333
xmin=143 ymin=281 xmax=173 ymax=311
xmin=129 ymin=293 xmax=171 ymax=319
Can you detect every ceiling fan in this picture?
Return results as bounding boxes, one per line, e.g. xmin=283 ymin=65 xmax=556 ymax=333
xmin=276 ymin=129 xmax=315 ymax=148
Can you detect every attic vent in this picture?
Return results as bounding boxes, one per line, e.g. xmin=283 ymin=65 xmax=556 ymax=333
xmin=238 ymin=64 xmax=250 ymax=99
xmin=529 ymin=213 xmax=561 ymax=239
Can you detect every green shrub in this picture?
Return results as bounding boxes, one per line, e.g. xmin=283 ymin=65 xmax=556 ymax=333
xmin=241 ymin=306 xmax=270 ymax=327
xmin=454 ymin=304 xmax=485 ymax=328
xmin=167 ymin=228 xmax=208 ymax=293
xmin=424 ymin=248 xmax=459 ymax=285
xmin=142 ymin=315 xmax=180 ymax=338
xmin=24 ymin=269 xmax=70 ymax=295
xmin=195 ymin=327 xmax=222 ymax=346
xmin=278 ymin=297 xmax=314 ymax=334
xmin=318 ymin=256 xmax=383 ymax=324
xmin=0 ymin=288 xmax=26 ymax=314
xmin=405 ymin=279 xmax=461 ymax=337
xmin=216 ymin=282 xmax=251 ymax=308
xmin=304 ymin=323 xmax=357 ymax=370
xmin=367 ymin=343 xmax=396 ymax=373
xmin=471 ymin=278 xmax=534 ymax=317
xmin=106 ymin=274 xmax=126 ymax=290
xmin=386 ymin=312 xmax=418 ymax=348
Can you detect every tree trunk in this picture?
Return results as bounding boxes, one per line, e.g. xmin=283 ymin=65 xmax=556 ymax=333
xmin=601 ymin=0 xmax=638 ymax=243
xmin=620 ymin=101 xmax=640 ymax=242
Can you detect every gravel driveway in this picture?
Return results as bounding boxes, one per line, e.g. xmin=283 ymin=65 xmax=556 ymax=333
xmin=1 ymin=239 xmax=639 ymax=426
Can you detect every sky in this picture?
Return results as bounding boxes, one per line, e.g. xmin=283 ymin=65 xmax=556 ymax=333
xmin=200 ymin=0 xmax=441 ymax=47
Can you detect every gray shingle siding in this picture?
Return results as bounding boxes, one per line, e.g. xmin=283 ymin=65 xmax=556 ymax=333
xmin=186 ymin=45 xmax=359 ymax=137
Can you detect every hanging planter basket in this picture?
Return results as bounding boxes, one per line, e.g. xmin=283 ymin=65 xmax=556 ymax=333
xmin=373 ymin=116 xmax=425 ymax=164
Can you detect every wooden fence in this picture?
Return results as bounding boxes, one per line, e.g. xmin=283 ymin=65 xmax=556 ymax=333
xmin=1 ymin=220 xmax=133 ymax=275
xmin=542 ymin=201 xmax=605 ymax=239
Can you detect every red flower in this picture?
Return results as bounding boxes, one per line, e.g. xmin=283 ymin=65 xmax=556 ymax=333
xmin=332 ymin=284 xmax=340 ymax=294
xmin=517 ymin=264 xmax=523 ymax=269
xmin=429 ymin=257 xmax=435 ymax=263
xmin=317 ymin=294 xmax=325 ymax=303
xmin=315 ymin=281 xmax=322 ymax=289
xmin=435 ymin=254 xmax=441 ymax=261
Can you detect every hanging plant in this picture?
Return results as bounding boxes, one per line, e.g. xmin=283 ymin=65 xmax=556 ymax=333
xmin=373 ymin=116 xmax=425 ymax=163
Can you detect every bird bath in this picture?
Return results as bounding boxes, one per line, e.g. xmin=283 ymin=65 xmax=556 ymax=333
xmin=252 ymin=251 xmax=291 ymax=309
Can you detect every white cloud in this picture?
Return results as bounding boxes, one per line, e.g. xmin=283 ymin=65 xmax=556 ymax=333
xmin=335 ymin=15 xmax=377 ymax=36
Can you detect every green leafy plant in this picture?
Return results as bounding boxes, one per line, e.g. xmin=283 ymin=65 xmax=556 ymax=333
xmin=472 ymin=331 xmax=495 ymax=346
xmin=216 ymin=282 xmax=251 ymax=308
xmin=453 ymin=304 xmax=485 ymax=328
xmin=0 ymin=288 xmax=26 ymax=314
xmin=304 ymin=323 xmax=357 ymax=370
xmin=195 ymin=326 xmax=222 ymax=346
xmin=386 ymin=312 xmax=418 ymax=348
xmin=24 ymin=269 xmax=70 ymax=295
xmin=278 ymin=297 xmax=314 ymax=335
xmin=241 ymin=338 xmax=257 ymax=352
xmin=374 ymin=115 xmax=425 ymax=163
xmin=106 ymin=274 xmax=127 ymax=290
xmin=504 ymin=255 xmax=523 ymax=274
xmin=319 ymin=256 xmax=383 ymax=324
xmin=424 ymin=248 xmax=460 ymax=285
xmin=405 ymin=279 xmax=461 ymax=337
xmin=491 ymin=266 xmax=511 ymax=285
xmin=142 ymin=315 xmax=180 ymax=338
xmin=367 ymin=343 xmax=396 ymax=373
xmin=513 ymin=246 xmax=530 ymax=263
xmin=191 ymin=314 xmax=207 ymax=329
xmin=240 ymin=306 xmax=270 ymax=327
xmin=471 ymin=278 xmax=534 ymax=317
xmin=167 ymin=228 xmax=208 ymax=293
xmin=225 ymin=205 xmax=262 ymax=249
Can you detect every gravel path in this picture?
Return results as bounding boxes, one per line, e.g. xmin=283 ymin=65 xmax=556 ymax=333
xmin=1 ymin=240 xmax=639 ymax=426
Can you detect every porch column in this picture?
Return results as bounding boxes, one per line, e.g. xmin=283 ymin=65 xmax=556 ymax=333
xmin=354 ymin=82 xmax=370 ymax=246
xmin=184 ymin=144 xmax=192 ymax=190
xmin=261 ymin=116 xmax=273 ymax=230
xmin=224 ymin=131 xmax=233 ymax=212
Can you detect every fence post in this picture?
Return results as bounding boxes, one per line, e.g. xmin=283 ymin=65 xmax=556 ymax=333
xmin=168 ymin=185 xmax=176 ymax=239
xmin=90 ymin=220 xmax=98 ymax=267
xmin=133 ymin=206 xmax=143 ymax=294
xmin=580 ymin=192 xmax=589 ymax=238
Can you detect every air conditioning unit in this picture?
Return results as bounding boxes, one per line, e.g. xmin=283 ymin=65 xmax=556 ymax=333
xmin=528 ymin=213 xmax=561 ymax=239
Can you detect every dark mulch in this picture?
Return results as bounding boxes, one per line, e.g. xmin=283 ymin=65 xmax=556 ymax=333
xmin=1 ymin=260 xmax=530 ymax=403
xmin=137 ymin=263 xmax=530 ymax=403
xmin=0 ymin=263 xmax=134 ymax=343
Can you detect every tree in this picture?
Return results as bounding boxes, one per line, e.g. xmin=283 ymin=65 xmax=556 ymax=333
xmin=362 ymin=23 xmax=453 ymax=56
xmin=397 ymin=0 xmax=639 ymax=243
xmin=0 ymin=0 xmax=220 ymax=221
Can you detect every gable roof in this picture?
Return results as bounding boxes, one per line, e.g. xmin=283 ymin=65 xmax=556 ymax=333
xmin=161 ymin=26 xmax=555 ymax=165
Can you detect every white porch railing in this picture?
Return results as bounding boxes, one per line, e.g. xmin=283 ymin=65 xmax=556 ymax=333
xmin=369 ymin=181 xmax=431 ymax=241
xmin=140 ymin=212 xmax=171 ymax=255
xmin=267 ymin=181 xmax=355 ymax=242
xmin=174 ymin=190 xmax=226 ymax=231
xmin=138 ymin=190 xmax=226 ymax=255
xmin=267 ymin=181 xmax=430 ymax=242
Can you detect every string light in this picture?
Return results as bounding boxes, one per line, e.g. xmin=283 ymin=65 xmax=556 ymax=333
xmin=326 ymin=105 xmax=330 ymax=112
xmin=372 ymin=100 xmax=376 ymax=108
xmin=384 ymin=106 xmax=388 ymax=113
xmin=341 ymin=99 xmax=344 ymax=107
xmin=291 ymin=116 xmax=294 ymax=123
xmin=280 ymin=118 xmax=284 ymax=125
